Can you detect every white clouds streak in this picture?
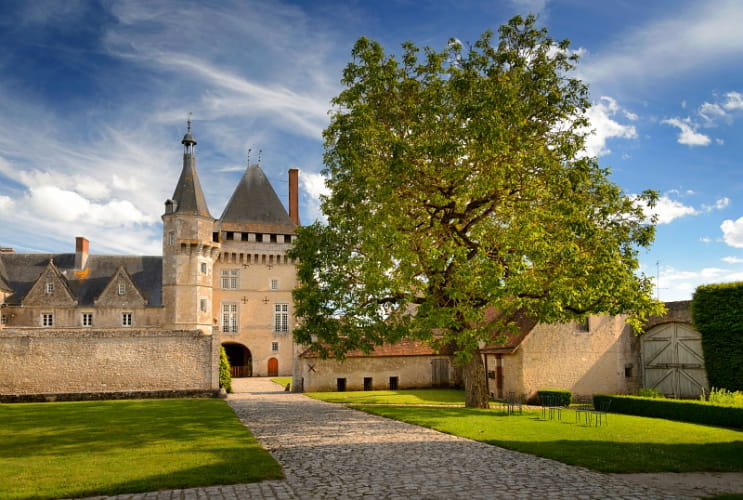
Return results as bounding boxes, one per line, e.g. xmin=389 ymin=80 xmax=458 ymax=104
xmin=721 ymin=216 xmax=743 ymax=248
xmin=633 ymin=193 xmax=729 ymax=225
xmin=661 ymin=118 xmax=711 ymax=146
xmin=583 ymin=96 xmax=637 ymax=157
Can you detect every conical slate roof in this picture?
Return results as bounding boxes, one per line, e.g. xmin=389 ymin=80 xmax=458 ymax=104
xmin=171 ymin=134 xmax=212 ymax=218
xmin=219 ymin=164 xmax=295 ymax=233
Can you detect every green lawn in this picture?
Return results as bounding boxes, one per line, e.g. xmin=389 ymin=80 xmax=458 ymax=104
xmin=355 ymin=405 xmax=743 ymax=473
xmin=0 ymin=399 xmax=283 ymax=500
xmin=271 ymin=377 xmax=292 ymax=388
xmin=307 ymin=388 xmax=468 ymax=405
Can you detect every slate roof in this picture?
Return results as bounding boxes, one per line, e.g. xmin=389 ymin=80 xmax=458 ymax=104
xmin=171 ymin=146 xmax=212 ymax=218
xmin=0 ymin=253 xmax=162 ymax=306
xmin=219 ymin=164 xmax=296 ymax=233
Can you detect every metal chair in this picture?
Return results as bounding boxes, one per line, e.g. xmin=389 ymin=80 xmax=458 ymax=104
xmin=574 ymin=395 xmax=594 ymax=425
xmin=591 ymin=399 xmax=611 ymax=426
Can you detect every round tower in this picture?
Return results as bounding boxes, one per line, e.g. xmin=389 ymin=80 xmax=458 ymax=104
xmin=162 ymin=122 xmax=220 ymax=333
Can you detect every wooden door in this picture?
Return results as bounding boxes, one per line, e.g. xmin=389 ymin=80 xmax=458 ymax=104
xmin=642 ymin=322 xmax=708 ymax=398
xmin=431 ymin=358 xmax=449 ymax=388
xmin=267 ymin=357 xmax=279 ymax=377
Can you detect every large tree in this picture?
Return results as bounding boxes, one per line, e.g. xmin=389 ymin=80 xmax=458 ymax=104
xmin=289 ymin=15 xmax=663 ymax=407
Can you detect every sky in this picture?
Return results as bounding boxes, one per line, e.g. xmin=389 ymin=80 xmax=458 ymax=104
xmin=0 ymin=0 xmax=741 ymax=302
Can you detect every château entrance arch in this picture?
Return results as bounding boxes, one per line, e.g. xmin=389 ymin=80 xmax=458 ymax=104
xmin=222 ymin=342 xmax=252 ymax=377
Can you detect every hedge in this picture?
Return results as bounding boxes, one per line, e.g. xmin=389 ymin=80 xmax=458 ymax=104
xmin=537 ymin=389 xmax=572 ymax=407
xmin=691 ymin=281 xmax=743 ymax=391
xmin=593 ymin=394 xmax=743 ymax=429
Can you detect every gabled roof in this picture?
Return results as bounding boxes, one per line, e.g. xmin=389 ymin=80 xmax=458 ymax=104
xmin=171 ymin=154 xmax=212 ymax=218
xmin=0 ymin=253 xmax=162 ymax=306
xmin=23 ymin=259 xmax=77 ymax=306
xmin=219 ymin=164 xmax=296 ymax=233
xmin=299 ymin=339 xmax=455 ymax=359
xmin=94 ymin=265 xmax=147 ymax=306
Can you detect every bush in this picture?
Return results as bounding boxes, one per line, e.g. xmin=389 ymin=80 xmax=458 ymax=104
xmin=219 ymin=346 xmax=233 ymax=393
xmin=703 ymin=388 xmax=743 ymax=407
xmin=594 ymin=394 xmax=743 ymax=429
xmin=636 ymin=388 xmax=665 ymax=399
xmin=692 ymin=282 xmax=743 ymax=391
xmin=537 ymin=389 xmax=572 ymax=406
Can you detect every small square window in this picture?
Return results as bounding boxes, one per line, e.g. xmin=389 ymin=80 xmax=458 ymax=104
xmin=271 ymin=279 xmax=279 ymax=290
xmin=271 ymin=342 xmax=279 ymax=352
xmin=200 ymin=298 xmax=208 ymax=312
xmin=82 ymin=313 xmax=93 ymax=327
xmin=575 ymin=318 xmax=590 ymax=333
xmin=46 ymin=282 xmax=54 ymax=294
xmin=42 ymin=313 xmax=53 ymax=327
xmin=122 ymin=313 xmax=132 ymax=327
xmin=200 ymin=262 xmax=207 ymax=274
xmin=118 ymin=283 xmax=126 ymax=295
xmin=1 ymin=314 xmax=6 ymax=325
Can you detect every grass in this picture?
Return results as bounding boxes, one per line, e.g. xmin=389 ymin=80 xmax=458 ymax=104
xmin=354 ymin=405 xmax=743 ymax=473
xmin=0 ymin=399 xmax=283 ymax=500
xmin=307 ymin=388 xmax=468 ymax=405
xmin=271 ymin=377 xmax=292 ymax=388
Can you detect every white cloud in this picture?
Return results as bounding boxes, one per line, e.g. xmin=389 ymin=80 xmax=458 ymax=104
xmin=723 ymin=91 xmax=743 ymax=111
xmin=698 ymin=102 xmax=727 ymax=126
xmin=721 ymin=216 xmax=743 ymax=248
xmin=661 ymin=118 xmax=711 ymax=146
xmin=0 ymin=194 xmax=13 ymax=214
xmin=582 ymin=96 xmax=638 ymax=157
xmin=655 ymin=264 xmax=742 ymax=301
xmin=722 ymin=256 xmax=743 ymax=264
xmin=633 ymin=193 xmax=729 ymax=225
xmin=702 ymin=197 xmax=730 ymax=212
xmin=300 ymin=171 xmax=330 ymax=200
xmin=582 ymin=1 xmax=743 ymax=86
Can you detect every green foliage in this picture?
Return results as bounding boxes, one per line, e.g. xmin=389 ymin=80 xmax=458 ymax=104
xmin=219 ymin=346 xmax=233 ymax=393
xmin=593 ymin=394 xmax=743 ymax=429
xmin=637 ymin=387 xmax=665 ymax=398
xmin=703 ymin=388 xmax=743 ymax=407
xmin=537 ymin=389 xmax=572 ymax=406
xmin=692 ymin=281 xmax=743 ymax=391
xmin=356 ymin=405 xmax=743 ymax=473
xmin=0 ymin=399 xmax=283 ymax=499
xmin=290 ymin=14 xmax=663 ymax=408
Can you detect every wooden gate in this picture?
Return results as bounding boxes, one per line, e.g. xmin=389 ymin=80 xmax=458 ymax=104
xmin=431 ymin=358 xmax=449 ymax=388
xmin=641 ymin=322 xmax=709 ymax=398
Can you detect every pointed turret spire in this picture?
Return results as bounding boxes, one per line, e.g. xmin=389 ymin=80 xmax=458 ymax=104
xmin=170 ymin=119 xmax=212 ymax=218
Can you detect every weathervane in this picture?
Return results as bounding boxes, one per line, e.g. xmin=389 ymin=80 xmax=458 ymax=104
xmin=258 ymin=149 xmax=263 ymax=165
xmin=187 ymin=112 xmax=192 ymax=132
xmin=247 ymin=148 xmax=252 ymax=166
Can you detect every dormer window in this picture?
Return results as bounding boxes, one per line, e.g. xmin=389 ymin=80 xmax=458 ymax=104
xmin=46 ymin=282 xmax=54 ymax=294
xmin=118 ymin=283 xmax=126 ymax=295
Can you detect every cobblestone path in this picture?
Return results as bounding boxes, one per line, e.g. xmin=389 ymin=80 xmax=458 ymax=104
xmin=85 ymin=378 xmax=699 ymax=499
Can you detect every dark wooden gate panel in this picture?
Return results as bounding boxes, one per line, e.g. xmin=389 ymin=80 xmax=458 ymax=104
xmin=432 ymin=358 xmax=449 ymax=388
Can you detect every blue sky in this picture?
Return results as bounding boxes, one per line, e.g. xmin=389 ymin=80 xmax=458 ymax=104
xmin=0 ymin=0 xmax=741 ymax=301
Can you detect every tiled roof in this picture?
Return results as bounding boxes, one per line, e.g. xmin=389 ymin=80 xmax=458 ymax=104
xmin=0 ymin=253 xmax=162 ymax=306
xmin=219 ymin=164 xmax=296 ymax=233
xmin=300 ymin=339 xmax=454 ymax=359
xmin=172 ymin=155 xmax=212 ymax=218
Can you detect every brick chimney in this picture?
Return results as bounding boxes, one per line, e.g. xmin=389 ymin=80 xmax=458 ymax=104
xmin=288 ymin=168 xmax=300 ymax=226
xmin=75 ymin=236 xmax=89 ymax=269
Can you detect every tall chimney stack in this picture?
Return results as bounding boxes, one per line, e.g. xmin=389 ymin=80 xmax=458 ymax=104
xmin=75 ymin=236 xmax=89 ymax=269
xmin=288 ymin=168 xmax=299 ymax=226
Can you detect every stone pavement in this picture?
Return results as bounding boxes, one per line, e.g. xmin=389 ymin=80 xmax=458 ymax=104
xmin=86 ymin=378 xmax=698 ymax=499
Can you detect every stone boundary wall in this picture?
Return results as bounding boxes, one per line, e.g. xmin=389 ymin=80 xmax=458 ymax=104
xmin=0 ymin=328 xmax=220 ymax=398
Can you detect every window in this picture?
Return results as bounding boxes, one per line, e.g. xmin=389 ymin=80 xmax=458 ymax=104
xmin=225 ymin=231 xmax=234 ymax=241
xmin=168 ymin=231 xmax=175 ymax=246
xmin=200 ymin=298 xmax=208 ymax=313
xmin=389 ymin=376 xmax=399 ymax=390
xmin=1 ymin=314 xmax=6 ymax=325
xmin=220 ymin=269 xmax=238 ymax=289
xmin=575 ymin=318 xmax=590 ymax=333
xmin=42 ymin=313 xmax=53 ymax=327
xmin=122 ymin=313 xmax=132 ymax=327
xmin=200 ymin=262 xmax=207 ymax=274
xmin=82 ymin=313 xmax=93 ymax=327
xmin=274 ymin=303 xmax=288 ymax=333
xmin=222 ymin=303 xmax=238 ymax=333
xmin=118 ymin=282 xmax=126 ymax=295
xmin=46 ymin=282 xmax=54 ymax=294
xmin=364 ymin=377 xmax=373 ymax=391
xmin=271 ymin=342 xmax=279 ymax=353
xmin=270 ymin=279 xmax=279 ymax=290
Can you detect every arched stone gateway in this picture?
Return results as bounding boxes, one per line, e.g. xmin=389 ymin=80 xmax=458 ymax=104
xmin=223 ymin=342 xmax=252 ymax=377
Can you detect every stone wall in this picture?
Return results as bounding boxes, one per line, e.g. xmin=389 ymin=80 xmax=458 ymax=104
xmin=0 ymin=328 xmax=220 ymax=398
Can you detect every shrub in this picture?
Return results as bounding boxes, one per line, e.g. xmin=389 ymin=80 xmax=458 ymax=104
xmin=692 ymin=281 xmax=743 ymax=391
xmin=537 ymin=389 xmax=572 ymax=407
xmin=219 ymin=346 xmax=233 ymax=393
xmin=594 ymin=394 xmax=743 ymax=429
xmin=703 ymin=388 xmax=743 ymax=407
xmin=637 ymin=388 xmax=665 ymax=399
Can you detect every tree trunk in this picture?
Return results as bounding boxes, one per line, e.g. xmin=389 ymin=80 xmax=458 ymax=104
xmin=461 ymin=350 xmax=489 ymax=408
